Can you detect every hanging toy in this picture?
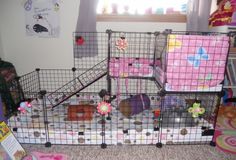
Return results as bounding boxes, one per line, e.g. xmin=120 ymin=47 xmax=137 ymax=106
xmin=76 ymin=36 xmax=85 ymax=45
xmin=188 ymin=102 xmax=205 ymax=118
xmin=18 ymin=101 xmax=32 ymax=114
xmin=97 ymin=101 xmax=112 ymax=115
xmin=115 ymin=33 xmax=128 ymax=51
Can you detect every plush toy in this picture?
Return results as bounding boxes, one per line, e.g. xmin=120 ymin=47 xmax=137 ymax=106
xmin=18 ymin=101 xmax=32 ymax=114
xmin=188 ymin=102 xmax=205 ymax=118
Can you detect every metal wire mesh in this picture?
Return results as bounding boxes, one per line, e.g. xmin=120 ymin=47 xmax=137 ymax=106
xmin=164 ymin=32 xmax=230 ymax=92
xmin=159 ymin=92 xmax=219 ymax=145
xmin=7 ymin=30 xmax=232 ymax=147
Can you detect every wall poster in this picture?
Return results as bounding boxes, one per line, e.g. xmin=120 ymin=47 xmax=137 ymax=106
xmin=24 ymin=0 xmax=60 ymax=38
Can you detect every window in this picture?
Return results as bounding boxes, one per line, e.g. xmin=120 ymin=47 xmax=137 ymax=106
xmin=97 ymin=0 xmax=187 ymax=22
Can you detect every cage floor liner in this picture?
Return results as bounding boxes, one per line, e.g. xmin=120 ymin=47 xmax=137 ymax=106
xmin=8 ymin=100 xmax=214 ymax=145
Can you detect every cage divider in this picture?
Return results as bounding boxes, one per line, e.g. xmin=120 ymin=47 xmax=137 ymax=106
xmin=40 ymin=90 xmax=51 ymax=147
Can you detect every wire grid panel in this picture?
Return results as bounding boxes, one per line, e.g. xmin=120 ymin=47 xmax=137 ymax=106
xmin=19 ymin=70 xmax=40 ymax=99
xmin=165 ymin=32 xmax=230 ymax=92
xmin=38 ymin=69 xmax=76 ymax=93
xmin=46 ymin=59 xmax=107 ymax=107
xmin=110 ymin=31 xmax=156 ymax=59
xmin=8 ymin=98 xmax=47 ymax=144
xmin=73 ymin=32 xmax=108 ymax=71
xmin=111 ymin=78 xmax=159 ymax=97
xmin=108 ymin=31 xmax=160 ymax=82
xmin=75 ymin=75 xmax=107 ymax=94
xmin=160 ymin=92 xmax=219 ymax=145
xmin=107 ymin=94 xmax=161 ymax=145
xmin=8 ymin=92 xmax=162 ymax=145
xmin=154 ymin=33 xmax=168 ymax=67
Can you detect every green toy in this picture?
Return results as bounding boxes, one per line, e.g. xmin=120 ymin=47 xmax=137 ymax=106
xmin=188 ymin=102 xmax=205 ymax=118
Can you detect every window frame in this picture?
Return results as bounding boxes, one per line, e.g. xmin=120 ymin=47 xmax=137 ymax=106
xmin=96 ymin=14 xmax=187 ymax=23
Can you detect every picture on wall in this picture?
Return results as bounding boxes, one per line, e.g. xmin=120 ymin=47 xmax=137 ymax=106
xmin=24 ymin=0 xmax=60 ymax=38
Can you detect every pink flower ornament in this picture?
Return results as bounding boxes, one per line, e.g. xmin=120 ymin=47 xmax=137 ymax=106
xmin=97 ymin=101 xmax=112 ymax=115
xmin=115 ymin=36 xmax=128 ymax=51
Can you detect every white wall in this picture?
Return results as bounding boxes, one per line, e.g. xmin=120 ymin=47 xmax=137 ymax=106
xmin=0 ymin=0 xmax=80 ymax=75
xmin=0 ymin=0 xmax=186 ymax=75
xmin=0 ymin=31 xmax=4 ymax=60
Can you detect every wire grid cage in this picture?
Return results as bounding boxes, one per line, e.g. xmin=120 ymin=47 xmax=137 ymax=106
xmin=6 ymin=30 xmax=232 ymax=148
xmin=159 ymin=92 xmax=219 ymax=145
xmin=108 ymin=31 xmax=158 ymax=79
xmin=8 ymin=70 xmax=220 ymax=146
xmin=73 ymin=32 xmax=108 ymax=72
xmin=8 ymin=69 xmax=162 ymax=146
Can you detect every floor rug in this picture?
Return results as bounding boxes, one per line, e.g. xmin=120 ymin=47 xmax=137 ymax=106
xmin=23 ymin=151 xmax=69 ymax=160
xmin=214 ymin=106 xmax=236 ymax=154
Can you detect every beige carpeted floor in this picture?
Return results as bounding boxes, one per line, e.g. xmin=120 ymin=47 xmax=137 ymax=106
xmin=23 ymin=144 xmax=236 ymax=160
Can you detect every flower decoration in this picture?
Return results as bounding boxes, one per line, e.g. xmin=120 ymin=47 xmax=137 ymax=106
xmin=115 ymin=34 xmax=128 ymax=51
xmin=188 ymin=102 xmax=205 ymax=118
xmin=97 ymin=101 xmax=112 ymax=115
xmin=18 ymin=101 xmax=32 ymax=114
xmin=76 ymin=36 xmax=85 ymax=45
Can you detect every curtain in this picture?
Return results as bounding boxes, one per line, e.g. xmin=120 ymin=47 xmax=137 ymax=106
xmin=75 ymin=0 xmax=98 ymax=58
xmin=186 ymin=0 xmax=212 ymax=32
xmin=76 ymin=0 xmax=98 ymax=32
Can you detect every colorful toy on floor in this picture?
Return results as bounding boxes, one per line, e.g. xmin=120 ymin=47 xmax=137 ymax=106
xmin=188 ymin=102 xmax=205 ymax=118
xmin=18 ymin=101 xmax=32 ymax=114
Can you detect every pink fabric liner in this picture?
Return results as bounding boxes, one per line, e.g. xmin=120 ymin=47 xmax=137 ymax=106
xmin=109 ymin=57 xmax=161 ymax=77
xmin=165 ymin=34 xmax=229 ymax=91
